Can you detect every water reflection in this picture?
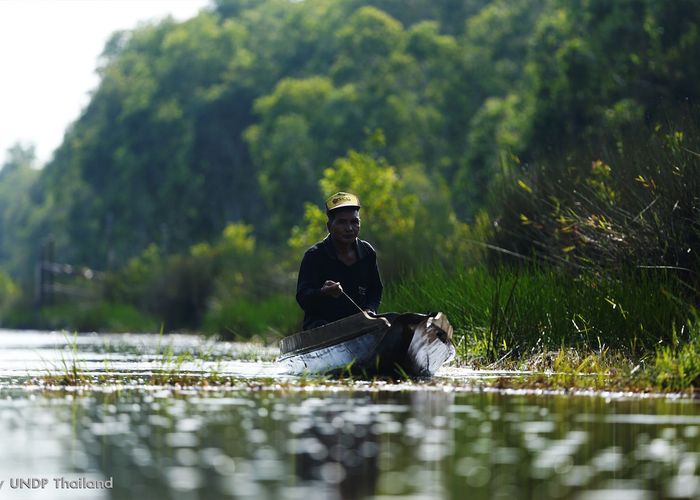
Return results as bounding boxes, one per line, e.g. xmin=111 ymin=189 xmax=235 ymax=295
xmin=289 ymin=397 xmax=379 ymax=499
xmin=0 ymin=330 xmax=699 ymax=499
xmin=2 ymin=388 xmax=700 ymax=499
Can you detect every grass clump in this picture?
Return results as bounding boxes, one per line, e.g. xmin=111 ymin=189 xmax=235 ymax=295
xmin=386 ymin=265 xmax=691 ymax=363
xmin=490 ymin=123 xmax=699 ymax=278
xmin=385 ymin=263 xmax=700 ymax=393
xmin=40 ymin=333 xmax=92 ymax=386
xmin=650 ymin=319 xmax=700 ymax=392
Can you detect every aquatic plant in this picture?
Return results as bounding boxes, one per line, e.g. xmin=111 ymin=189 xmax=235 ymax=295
xmin=490 ymin=122 xmax=700 ymax=280
xmin=384 ymin=262 xmax=700 ymax=394
xmin=651 ymin=318 xmax=700 ymax=392
xmin=38 ymin=332 xmax=92 ymax=386
xmin=387 ymin=265 xmax=692 ymax=361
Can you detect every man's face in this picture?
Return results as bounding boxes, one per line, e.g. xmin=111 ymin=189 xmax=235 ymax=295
xmin=327 ymin=208 xmax=360 ymax=245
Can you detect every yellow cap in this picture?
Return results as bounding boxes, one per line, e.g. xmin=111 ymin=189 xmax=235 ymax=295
xmin=325 ymin=192 xmax=361 ymax=212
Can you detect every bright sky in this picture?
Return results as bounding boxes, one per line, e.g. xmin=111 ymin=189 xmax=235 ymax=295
xmin=0 ymin=0 xmax=210 ymax=167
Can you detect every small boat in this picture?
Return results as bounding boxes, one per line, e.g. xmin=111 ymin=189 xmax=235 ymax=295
xmin=278 ymin=311 xmax=455 ymax=378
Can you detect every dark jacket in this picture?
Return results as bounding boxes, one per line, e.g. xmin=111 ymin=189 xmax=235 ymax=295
xmin=296 ymin=236 xmax=383 ymax=329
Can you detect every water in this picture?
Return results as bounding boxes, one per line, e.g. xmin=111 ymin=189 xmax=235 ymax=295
xmin=0 ymin=329 xmax=699 ymax=500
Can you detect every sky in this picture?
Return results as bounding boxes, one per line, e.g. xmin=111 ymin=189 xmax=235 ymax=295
xmin=0 ymin=0 xmax=210 ymax=168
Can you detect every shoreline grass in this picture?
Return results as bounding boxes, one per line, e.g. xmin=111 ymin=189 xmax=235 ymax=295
xmin=29 ymin=368 xmax=699 ymax=397
xmin=385 ymin=263 xmax=699 ymax=392
xmin=33 ymin=340 xmax=699 ymax=396
xmin=18 ymin=263 xmax=700 ymax=395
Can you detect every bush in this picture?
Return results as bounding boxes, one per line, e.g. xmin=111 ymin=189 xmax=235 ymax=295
xmin=203 ymin=294 xmax=301 ymax=340
xmin=38 ymin=302 xmax=159 ymax=333
xmin=0 ymin=270 xmax=20 ymax=324
xmin=103 ymin=223 xmax=296 ymax=332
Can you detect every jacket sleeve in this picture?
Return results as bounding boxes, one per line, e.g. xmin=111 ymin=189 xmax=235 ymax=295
xmin=296 ymin=250 xmax=323 ymax=311
xmin=364 ymin=253 xmax=383 ymax=313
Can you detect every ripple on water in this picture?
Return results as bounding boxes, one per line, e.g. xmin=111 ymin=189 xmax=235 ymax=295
xmin=1 ymin=329 xmax=700 ymax=499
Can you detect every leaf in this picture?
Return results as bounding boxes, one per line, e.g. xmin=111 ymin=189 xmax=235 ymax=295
xmin=517 ymin=179 xmax=533 ymax=194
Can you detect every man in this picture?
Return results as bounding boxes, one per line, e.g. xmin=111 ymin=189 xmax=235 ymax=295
xmin=296 ymin=192 xmax=383 ymax=330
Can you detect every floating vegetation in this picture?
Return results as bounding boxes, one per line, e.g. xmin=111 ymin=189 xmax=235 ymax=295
xmin=5 ymin=327 xmax=695 ymax=398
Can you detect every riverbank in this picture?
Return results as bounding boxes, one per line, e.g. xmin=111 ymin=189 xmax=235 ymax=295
xmin=0 ymin=327 xmax=690 ymax=398
xmin=6 ymin=262 xmax=699 ymax=394
xmin=385 ymin=265 xmax=699 ymax=393
xmin=18 ymin=329 xmax=698 ymax=398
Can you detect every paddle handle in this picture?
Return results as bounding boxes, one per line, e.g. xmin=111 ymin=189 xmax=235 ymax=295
xmin=341 ymin=289 xmax=366 ymax=314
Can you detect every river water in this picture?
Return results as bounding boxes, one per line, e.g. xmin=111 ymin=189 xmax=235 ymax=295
xmin=0 ymin=329 xmax=698 ymax=500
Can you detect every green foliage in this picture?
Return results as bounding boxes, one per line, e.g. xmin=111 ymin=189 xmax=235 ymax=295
xmin=203 ymin=294 xmax=300 ymax=340
xmin=652 ymin=319 xmax=700 ymax=391
xmin=490 ymin=123 xmax=700 ymax=278
xmin=332 ymin=6 xmax=405 ymax=81
xmin=245 ymin=77 xmax=358 ymax=231
xmin=385 ymin=265 xmax=693 ymax=364
xmin=3 ymin=0 xmax=696 ymax=273
xmin=1 ymin=0 xmax=699 ymax=348
xmin=0 ymin=144 xmax=40 ymax=284
xmin=103 ymin=223 xmax=294 ymax=332
xmin=0 ymin=269 xmax=20 ymax=322
xmin=289 ymin=149 xmax=470 ymax=278
xmin=38 ymin=302 xmax=158 ymax=333
xmin=524 ymin=0 xmax=700 ymax=150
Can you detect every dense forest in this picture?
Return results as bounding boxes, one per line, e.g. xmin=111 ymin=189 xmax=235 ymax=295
xmin=0 ymin=0 xmax=698 ymax=340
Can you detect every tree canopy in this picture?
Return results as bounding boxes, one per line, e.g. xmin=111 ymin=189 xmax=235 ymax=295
xmin=1 ymin=0 xmax=698 ymax=287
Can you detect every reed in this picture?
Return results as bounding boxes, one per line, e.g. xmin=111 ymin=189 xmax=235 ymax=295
xmin=489 ymin=121 xmax=700 ymax=280
xmin=385 ymin=264 xmax=694 ymax=364
xmin=651 ymin=318 xmax=700 ymax=391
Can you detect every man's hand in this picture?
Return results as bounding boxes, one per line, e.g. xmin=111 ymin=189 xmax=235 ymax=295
xmin=321 ymin=280 xmax=343 ymax=298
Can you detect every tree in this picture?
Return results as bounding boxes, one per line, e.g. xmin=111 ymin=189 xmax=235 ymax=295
xmin=290 ymin=149 xmax=467 ymax=278
xmin=245 ymin=77 xmax=360 ymax=233
xmin=0 ymin=143 xmax=40 ymax=282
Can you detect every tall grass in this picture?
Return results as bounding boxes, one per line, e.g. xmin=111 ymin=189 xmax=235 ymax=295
xmin=489 ymin=121 xmax=699 ymax=281
xmin=651 ymin=317 xmax=700 ymax=391
xmin=385 ymin=264 xmax=694 ymax=363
